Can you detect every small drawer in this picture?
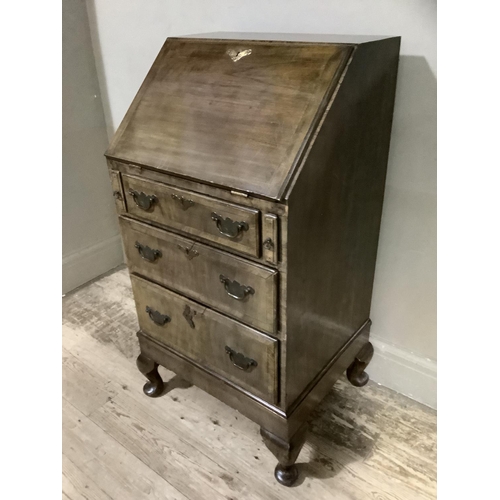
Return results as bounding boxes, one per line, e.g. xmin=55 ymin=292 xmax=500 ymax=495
xmin=130 ymin=275 xmax=278 ymax=403
xmin=122 ymin=174 xmax=260 ymax=257
xmin=120 ymin=217 xmax=277 ymax=335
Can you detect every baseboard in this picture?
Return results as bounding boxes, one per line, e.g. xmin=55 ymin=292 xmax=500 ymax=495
xmin=62 ymin=234 xmax=124 ymax=294
xmin=368 ymin=335 xmax=437 ymax=409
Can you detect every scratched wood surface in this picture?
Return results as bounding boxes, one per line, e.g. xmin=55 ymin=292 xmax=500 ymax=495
xmin=62 ymin=268 xmax=436 ymax=500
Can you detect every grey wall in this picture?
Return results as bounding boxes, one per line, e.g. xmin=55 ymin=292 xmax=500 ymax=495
xmin=62 ymin=0 xmax=123 ymax=294
xmin=86 ymin=0 xmax=436 ymax=407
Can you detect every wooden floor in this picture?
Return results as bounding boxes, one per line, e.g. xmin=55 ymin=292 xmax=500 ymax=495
xmin=62 ymin=268 xmax=437 ymax=500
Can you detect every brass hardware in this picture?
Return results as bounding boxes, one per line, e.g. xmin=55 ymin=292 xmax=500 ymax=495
xmin=145 ymin=306 xmax=171 ymax=326
xmin=263 ymin=213 xmax=278 ymax=264
xmin=177 ymin=244 xmax=199 ymax=260
xmin=183 ymin=305 xmax=196 ymax=329
xmin=113 ymin=190 xmax=123 ymax=201
xmin=263 ymin=238 xmax=274 ymax=250
xmin=129 ymin=190 xmax=157 ymax=211
xmin=225 ymin=346 xmax=258 ymax=372
xmin=227 ymin=48 xmax=252 ymax=62
xmin=135 ymin=242 xmax=162 ymax=262
xmin=171 ymin=194 xmax=194 ymax=210
xmin=230 ymin=190 xmax=248 ymax=198
xmin=219 ymin=275 xmax=254 ymax=301
xmin=211 ymin=213 xmax=249 ymax=239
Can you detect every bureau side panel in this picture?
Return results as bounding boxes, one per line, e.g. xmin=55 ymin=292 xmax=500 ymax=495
xmin=284 ymin=38 xmax=401 ymax=407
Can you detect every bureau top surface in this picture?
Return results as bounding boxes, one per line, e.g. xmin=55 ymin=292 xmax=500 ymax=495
xmin=181 ymin=32 xmax=392 ymax=44
xmin=106 ymin=36 xmax=353 ymax=200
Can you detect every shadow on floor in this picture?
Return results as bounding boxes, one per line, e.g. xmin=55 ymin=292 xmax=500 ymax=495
xmin=160 ymin=373 xmax=193 ymax=396
xmin=292 ymin=382 xmax=377 ymax=485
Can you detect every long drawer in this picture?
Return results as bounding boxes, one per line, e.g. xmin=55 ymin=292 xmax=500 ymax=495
xmin=120 ymin=217 xmax=277 ymax=335
xmin=131 ymin=275 xmax=278 ymax=403
xmin=122 ymin=174 xmax=260 ymax=257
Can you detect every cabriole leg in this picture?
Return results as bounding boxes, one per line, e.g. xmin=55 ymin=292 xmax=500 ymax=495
xmin=346 ymin=341 xmax=374 ymax=387
xmin=260 ymin=423 xmax=307 ymax=487
xmin=136 ymin=353 xmax=164 ymax=397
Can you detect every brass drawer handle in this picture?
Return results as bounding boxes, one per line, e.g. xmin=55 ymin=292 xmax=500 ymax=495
xmin=135 ymin=242 xmax=162 ymax=262
xmin=171 ymin=194 xmax=194 ymax=210
xmin=145 ymin=306 xmax=171 ymax=326
xmin=211 ymin=212 xmax=249 ymax=239
xmin=225 ymin=346 xmax=258 ymax=372
xmin=219 ymin=275 xmax=254 ymax=300
xmin=129 ymin=189 xmax=157 ymax=211
xmin=177 ymin=244 xmax=199 ymax=260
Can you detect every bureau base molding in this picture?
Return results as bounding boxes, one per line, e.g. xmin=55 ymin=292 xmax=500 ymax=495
xmin=286 ymin=319 xmax=372 ymax=416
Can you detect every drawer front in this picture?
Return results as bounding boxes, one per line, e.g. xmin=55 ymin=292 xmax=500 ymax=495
xmin=122 ymin=174 xmax=260 ymax=257
xmin=131 ymin=275 xmax=278 ymax=403
xmin=120 ymin=217 xmax=277 ymax=335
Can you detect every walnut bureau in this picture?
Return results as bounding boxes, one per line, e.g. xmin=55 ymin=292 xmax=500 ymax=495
xmin=105 ymin=32 xmax=400 ymax=486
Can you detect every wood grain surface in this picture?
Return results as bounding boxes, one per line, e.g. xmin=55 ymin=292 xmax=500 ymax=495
xmin=106 ymin=39 xmax=352 ymax=199
xmin=130 ymin=275 xmax=278 ymax=403
xmin=120 ymin=217 xmax=277 ymax=334
xmin=63 ymin=269 xmax=436 ymax=500
xmin=284 ymin=38 xmax=401 ymax=406
xmin=122 ymin=174 xmax=261 ymax=256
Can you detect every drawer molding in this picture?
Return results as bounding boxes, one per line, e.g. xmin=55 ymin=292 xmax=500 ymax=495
xmin=122 ymin=174 xmax=261 ymax=257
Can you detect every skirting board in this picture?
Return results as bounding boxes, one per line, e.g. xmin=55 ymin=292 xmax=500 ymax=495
xmin=368 ymin=335 xmax=437 ymax=409
xmin=62 ymin=234 xmax=124 ymax=294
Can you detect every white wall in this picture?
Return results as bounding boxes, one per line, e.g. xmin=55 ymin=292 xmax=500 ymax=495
xmin=62 ymin=0 xmax=123 ymax=294
xmin=86 ymin=0 xmax=437 ymax=407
